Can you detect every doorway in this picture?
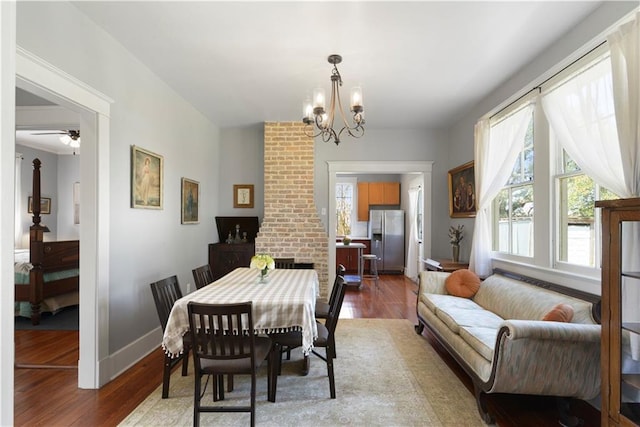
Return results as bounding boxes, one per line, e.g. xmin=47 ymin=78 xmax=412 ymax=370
xmin=327 ymin=161 xmax=433 ymax=287
xmin=14 ymin=47 xmax=112 ymax=389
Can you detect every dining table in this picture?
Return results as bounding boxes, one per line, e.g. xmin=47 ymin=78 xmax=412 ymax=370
xmin=162 ymin=267 xmax=319 ymax=360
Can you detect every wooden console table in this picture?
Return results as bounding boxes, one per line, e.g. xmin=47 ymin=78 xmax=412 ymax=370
xmin=425 ymin=259 xmax=469 ymax=273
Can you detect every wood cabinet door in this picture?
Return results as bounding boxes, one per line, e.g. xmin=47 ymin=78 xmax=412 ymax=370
xmin=336 ymin=247 xmax=351 ymax=271
xmin=368 ymin=182 xmax=384 ymax=205
xmin=357 ymin=182 xmax=369 ymax=221
xmin=384 ymin=182 xmax=400 ymax=205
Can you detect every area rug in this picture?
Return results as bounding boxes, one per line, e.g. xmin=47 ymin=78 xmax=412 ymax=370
xmin=14 ymin=305 xmax=79 ymax=331
xmin=119 ymin=319 xmax=484 ymax=426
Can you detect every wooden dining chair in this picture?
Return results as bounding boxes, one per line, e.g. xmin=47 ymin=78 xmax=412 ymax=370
xmin=192 ymin=264 xmax=213 ymax=289
xmin=274 ymin=258 xmax=295 ymax=269
xmin=187 ymin=301 xmax=275 ymax=427
xmin=316 ymin=264 xmax=346 ymax=320
xmin=149 ymin=275 xmax=191 ymax=399
xmin=270 ymin=276 xmax=347 ymax=400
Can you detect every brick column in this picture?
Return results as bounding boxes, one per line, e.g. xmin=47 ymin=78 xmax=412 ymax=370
xmin=256 ymin=122 xmax=329 ymax=296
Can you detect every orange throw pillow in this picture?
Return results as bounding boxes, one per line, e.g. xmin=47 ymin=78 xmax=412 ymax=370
xmin=542 ymin=303 xmax=574 ymax=322
xmin=445 ymin=269 xmax=481 ymax=298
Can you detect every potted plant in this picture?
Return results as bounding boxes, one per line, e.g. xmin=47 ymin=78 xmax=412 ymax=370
xmin=448 ymin=225 xmax=464 ymax=262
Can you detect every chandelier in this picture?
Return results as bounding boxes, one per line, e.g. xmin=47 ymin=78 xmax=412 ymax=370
xmin=302 ymin=54 xmax=364 ymax=145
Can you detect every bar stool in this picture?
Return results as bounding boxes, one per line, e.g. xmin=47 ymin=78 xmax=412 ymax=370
xmin=361 ymin=254 xmax=380 ymax=289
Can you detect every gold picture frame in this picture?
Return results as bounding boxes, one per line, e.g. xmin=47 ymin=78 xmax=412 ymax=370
xmin=131 ymin=145 xmax=163 ymax=209
xmin=448 ymin=161 xmax=476 ymax=218
xmin=233 ymin=184 xmax=254 ymax=208
xmin=181 ymin=178 xmax=199 ymax=224
xmin=28 ymin=196 xmax=51 ymax=214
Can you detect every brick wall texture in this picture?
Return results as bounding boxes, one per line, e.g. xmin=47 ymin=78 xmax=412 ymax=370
xmin=255 ymin=122 xmax=329 ymax=296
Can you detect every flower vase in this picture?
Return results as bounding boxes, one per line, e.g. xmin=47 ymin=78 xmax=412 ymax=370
xmin=452 ymin=244 xmax=460 ymax=263
xmin=258 ymin=269 xmax=270 ymax=283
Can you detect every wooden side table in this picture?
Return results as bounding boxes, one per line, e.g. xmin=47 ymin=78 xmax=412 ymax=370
xmin=425 ymin=259 xmax=469 ymax=272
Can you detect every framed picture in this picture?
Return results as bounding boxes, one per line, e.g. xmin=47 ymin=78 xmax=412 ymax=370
xmin=131 ymin=145 xmax=163 ymax=209
xmin=448 ymin=161 xmax=476 ymax=218
xmin=28 ymin=196 xmax=51 ymax=214
xmin=181 ymin=178 xmax=199 ymax=224
xmin=233 ymin=184 xmax=254 ymax=208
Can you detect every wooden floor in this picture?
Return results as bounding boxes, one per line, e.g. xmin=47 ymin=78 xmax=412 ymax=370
xmin=14 ymin=274 xmax=600 ymax=426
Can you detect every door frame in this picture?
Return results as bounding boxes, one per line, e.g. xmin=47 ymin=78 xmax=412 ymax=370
xmin=327 ymin=161 xmax=433 ymax=287
xmin=15 ymin=46 xmax=113 ymax=389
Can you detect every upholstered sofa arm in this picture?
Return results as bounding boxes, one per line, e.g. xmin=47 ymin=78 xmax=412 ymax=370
xmin=487 ymin=320 xmax=601 ymax=399
xmin=501 ymin=319 xmax=601 ymax=341
xmin=418 ymin=271 xmax=450 ymax=295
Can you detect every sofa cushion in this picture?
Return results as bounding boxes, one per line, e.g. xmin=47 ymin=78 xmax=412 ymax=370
xmin=422 ymin=293 xmax=481 ymax=314
xmin=459 ymin=326 xmax=498 ymax=361
xmin=542 ymin=303 xmax=574 ymax=322
xmin=436 ymin=304 xmax=504 ymax=334
xmin=473 ymin=274 xmax=596 ymax=324
xmin=445 ymin=269 xmax=481 ymax=298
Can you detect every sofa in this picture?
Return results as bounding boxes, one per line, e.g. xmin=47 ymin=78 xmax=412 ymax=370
xmin=415 ymin=268 xmax=601 ymax=425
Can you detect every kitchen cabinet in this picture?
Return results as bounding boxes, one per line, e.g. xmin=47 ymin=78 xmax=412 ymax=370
xmin=336 ymin=239 xmax=371 ymax=274
xmin=357 ymin=182 xmax=401 ymax=221
xmin=597 ymin=198 xmax=640 ymax=426
xmin=357 ymin=182 xmax=369 ymax=222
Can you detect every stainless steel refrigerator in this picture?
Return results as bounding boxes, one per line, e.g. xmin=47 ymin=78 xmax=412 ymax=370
xmin=368 ymin=209 xmax=405 ymax=273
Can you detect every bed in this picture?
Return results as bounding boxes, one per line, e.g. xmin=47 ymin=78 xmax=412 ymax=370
xmin=14 ymin=158 xmax=80 ymax=325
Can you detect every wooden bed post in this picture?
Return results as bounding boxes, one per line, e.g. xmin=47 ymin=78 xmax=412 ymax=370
xmin=29 ymin=158 xmax=45 ymax=325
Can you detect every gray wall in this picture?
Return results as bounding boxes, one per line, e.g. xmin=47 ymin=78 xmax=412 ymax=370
xmin=17 ymin=1 xmax=221 ymax=353
xmin=16 ymin=145 xmax=60 ymax=246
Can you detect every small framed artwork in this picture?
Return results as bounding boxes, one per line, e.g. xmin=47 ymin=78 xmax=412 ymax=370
xmin=181 ymin=178 xmax=199 ymax=224
xmin=448 ymin=161 xmax=476 ymax=218
xmin=233 ymin=184 xmax=254 ymax=208
xmin=28 ymin=196 xmax=51 ymax=214
xmin=131 ymin=145 xmax=164 ymax=209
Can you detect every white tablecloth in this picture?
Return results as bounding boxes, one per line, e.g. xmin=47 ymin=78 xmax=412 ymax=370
xmin=162 ymin=267 xmax=318 ymax=357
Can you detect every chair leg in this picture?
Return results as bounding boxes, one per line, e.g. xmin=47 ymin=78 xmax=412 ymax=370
xmin=250 ymin=370 xmax=257 ymax=427
xmin=194 ymin=373 xmax=201 ymax=427
xmin=227 ymin=374 xmax=234 ymax=392
xmin=327 ymin=348 xmax=336 ymax=399
xmin=162 ymin=355 xmax=172 ymax=399
xmin=181 ymin=350 xmax=189 ymax=376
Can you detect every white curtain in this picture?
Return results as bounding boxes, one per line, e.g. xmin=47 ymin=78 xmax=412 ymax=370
xmin=469 ymin=105 xmax=534 ymax=277
xmin=15 ymin=153 xmax=23 ymax=247
xmin=541 ymin=54 xmax=629 ymax=197
xmin=609 ymin=10 xmax=640 ymax=197
xmin=406 ymin=187 xmax=419 ymax=282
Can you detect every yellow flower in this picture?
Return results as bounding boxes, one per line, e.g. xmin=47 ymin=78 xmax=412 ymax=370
xmin=250 ymin=254 xmax=275 ymax=271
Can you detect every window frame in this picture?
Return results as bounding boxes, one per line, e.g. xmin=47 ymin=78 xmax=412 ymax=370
xmin=335 ymin=177 xmax=358 ymax=237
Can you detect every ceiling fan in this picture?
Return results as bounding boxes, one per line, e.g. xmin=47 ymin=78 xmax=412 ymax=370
xmin=31 ymin=130 xmax=81 ymax=151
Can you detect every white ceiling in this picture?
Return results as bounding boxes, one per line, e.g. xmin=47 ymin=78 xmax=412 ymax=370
xmin=61 ymin=1 xmax=605 ymax=131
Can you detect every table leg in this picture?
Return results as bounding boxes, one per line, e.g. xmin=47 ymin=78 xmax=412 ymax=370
xmin=358 ymin=247 xmax=363 ymax=288
xmin=301 ymin=354 xmax=310 ymax=376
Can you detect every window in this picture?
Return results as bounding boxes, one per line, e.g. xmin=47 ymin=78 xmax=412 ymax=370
xmin=487 ymin=43 xmax=622 ymax=280
xmin=556 ymin=149 xmax=619 ymax=267
xmin=493 ymin=114 xmax=534 ymax=257
xmin=336 ymin=178 xmax=357 ymax=236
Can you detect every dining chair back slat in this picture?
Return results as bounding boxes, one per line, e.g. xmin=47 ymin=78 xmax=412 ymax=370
xmin=274 ymin=258 xmax=296 ymax=269
xmin=192 ymin=264 xmax=213 ymax=290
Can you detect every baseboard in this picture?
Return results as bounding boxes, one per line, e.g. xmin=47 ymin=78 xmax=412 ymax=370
xmin=107 ymin=327 xmax=163 ymax=381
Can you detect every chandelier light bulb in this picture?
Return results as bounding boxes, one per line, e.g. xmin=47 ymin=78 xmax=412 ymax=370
xmin=59 ymin=134 xmax=72 ymax=145
xmin=350 ymin=87 xmax=363 ymax=111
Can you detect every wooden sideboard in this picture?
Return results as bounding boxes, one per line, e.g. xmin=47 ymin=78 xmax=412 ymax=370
xmin=208 ymin=242 xmax=255 ymax=281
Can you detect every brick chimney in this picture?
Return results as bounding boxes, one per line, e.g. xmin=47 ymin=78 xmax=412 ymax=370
xmin=255 ymin=122 xmax=329 ymax=296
